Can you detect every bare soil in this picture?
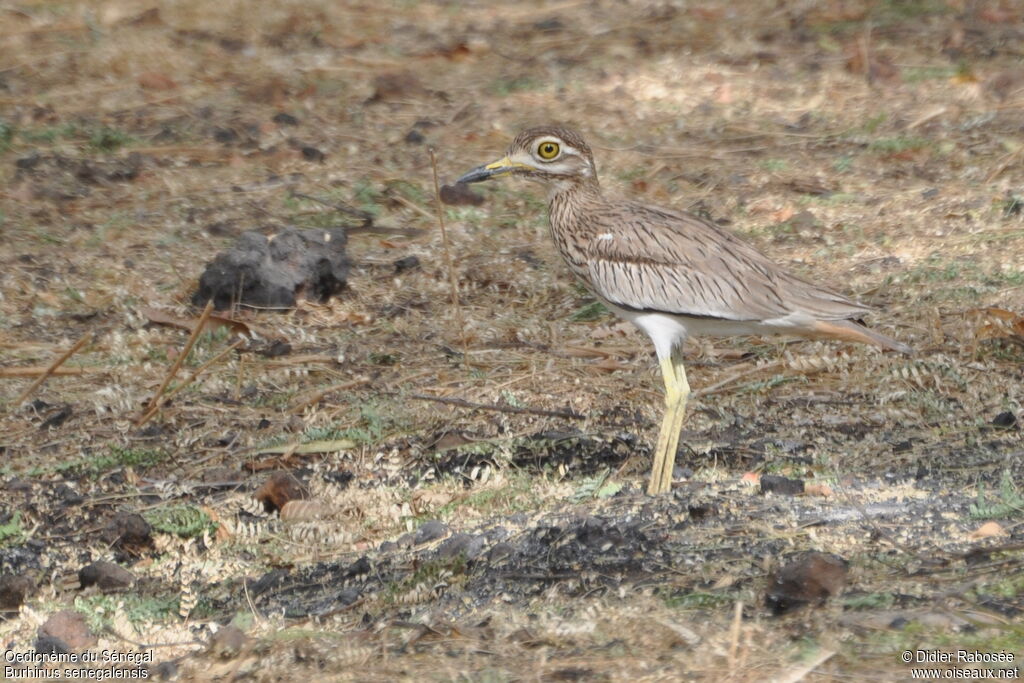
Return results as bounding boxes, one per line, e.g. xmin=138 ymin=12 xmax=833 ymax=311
xmin=1 ymin=1 xmax=1023 ymax=680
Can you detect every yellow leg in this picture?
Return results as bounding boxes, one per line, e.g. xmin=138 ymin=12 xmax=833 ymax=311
xmin=647 ymin=349 xmax=690 ymax=495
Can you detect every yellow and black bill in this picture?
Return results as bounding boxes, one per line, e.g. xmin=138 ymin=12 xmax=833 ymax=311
xmin=456 ymin=157 xmax=532 ymax=184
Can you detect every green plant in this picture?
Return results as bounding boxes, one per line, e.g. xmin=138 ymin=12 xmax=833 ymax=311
xmin=868 ymin=136 xmax=930 ymax=154
xmin=143 ymin=504 xmax=217 ymax=538
xmin=0 ymin=512 xmax=26 ymax=547
xmin=570 ymin=300 xmax=609 ymax=322
xmin=0 ymin=120 xmax=13 ymax=153
xmin=663 ymin=590 xmax=734 ymax=609
xmin=89 ymin=126 xmax=134 ymax=152
xmin=353 ymin=178 xmax=382 ymax=217
xmin=970 ymin=471 xmax=1024 ymax=519
xmin=56 ymin=446 xmax=166 ymax=476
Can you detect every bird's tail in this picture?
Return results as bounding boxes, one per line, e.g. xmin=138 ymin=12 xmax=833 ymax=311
xmin=812 ymin=319 xmax=914 ymax=355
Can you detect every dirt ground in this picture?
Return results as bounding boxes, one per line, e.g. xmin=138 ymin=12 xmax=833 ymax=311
xmin=1 ymin=0 xmax=1023 ymax=680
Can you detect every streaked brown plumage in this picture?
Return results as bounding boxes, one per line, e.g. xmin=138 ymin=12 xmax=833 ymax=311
xmin=457 ymin=125 xmax=911 ymax=494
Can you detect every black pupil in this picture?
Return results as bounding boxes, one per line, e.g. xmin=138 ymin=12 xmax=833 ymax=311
xmin=543 ymin=144 xmax=555 ymax=156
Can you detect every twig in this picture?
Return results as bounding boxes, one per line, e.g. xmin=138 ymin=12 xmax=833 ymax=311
xmin=101 ymin=624 xmax=202 ymax=650
xmin=290 ymin=191 xmax=424 ymax=236
xmin=405 ymin=392 xmax=585 ymax=421
xmin=290 ymin=191 xmax=373 ymax=225
xmin=1 ymin=366 xmax=97 ymax=378
xmin=288 ymin=377 xmax=371 ymax=414
xmin=770 ymin=649 xmax=837 ymax=683
xmin=136 ymin=301 xmax=214 ymax=426
xmin=14 ymin=331 xmax=91 ymax=407
xmin=160 ymin=338 xmax=246 ymax=404
xmin=861 ymin=21 xmax=873 ymax=87
xmin=694 ymin=360 xmax=784 ymax=398
xmin=243 ymin=574 xmax=263 ymax=625
xmin=389 ymin=191 xmax=435 ymax=220
xmin=429 ymin=148 xmax=465 ymax=351
xmin=728 ymin=600 xmax=743 ymax=675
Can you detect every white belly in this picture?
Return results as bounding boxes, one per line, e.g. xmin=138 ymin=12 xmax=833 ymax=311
xmin=607 ymin=304 xmax=805 ymax=360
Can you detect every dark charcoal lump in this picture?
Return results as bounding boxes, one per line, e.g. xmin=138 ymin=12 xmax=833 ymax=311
xmin=414 ymin=520 xmax=449 ymax=545
xmin=101 ymin=512 xmax=153 ymax=553
xmin=992 ymin=411 xmax=1017 ymax=428
xmin=78 ymin=560 xmax=136 ymax=591
xmin=192 ymin=228 xmax=349 ymax=310
xmin=760 ymin=474 xmax=805 ymax=496
xmin=0 ymin=575 xmax=33 ymax=613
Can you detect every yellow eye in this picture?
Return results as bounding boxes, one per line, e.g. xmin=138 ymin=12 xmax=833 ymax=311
xmin=537 ymin=141 xmax=560 ymax=160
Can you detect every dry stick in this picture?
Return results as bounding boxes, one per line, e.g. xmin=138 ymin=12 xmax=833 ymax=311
xmin=861 ymin=21 xmax=873 ymax=87
xmin=728 ymin=600 xmax=743 ymax=676
xmin=771 ymin=648 xmax=837 ymax=683
xmin=1 ymin=366 xmax=96 ymax=378
xmin=288 ymin=377 xmax=371 ymax=415
xmin=14 ymin=331 xmax=92 ymax=407
xmin=405 ymin=392 xmax=585 ymax=421
xmin=428 ymin=149 xmax=466 ymax=355
xmin=693 ymin=360 xmax=784 ymax=399
xmin=291 ymin=190 xmax=425 ymax=236
xmin=136 ymin=301 xmax=215 ymax=426
xmin=159 ymin=338 xmax=246 ymax=404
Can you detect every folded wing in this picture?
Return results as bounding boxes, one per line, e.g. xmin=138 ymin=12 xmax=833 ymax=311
xmin=583 ymin=202 xmax=872 ymax=323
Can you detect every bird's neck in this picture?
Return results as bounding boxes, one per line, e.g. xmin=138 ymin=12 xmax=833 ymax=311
xmin=547 ymin=177 xmax=604 ymax=277
xmin=547 ymin=176 xmax=602 ymax=211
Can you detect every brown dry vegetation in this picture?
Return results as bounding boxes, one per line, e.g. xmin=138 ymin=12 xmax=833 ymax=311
xmin=1 ymin=0 xmax=1023 ymax=680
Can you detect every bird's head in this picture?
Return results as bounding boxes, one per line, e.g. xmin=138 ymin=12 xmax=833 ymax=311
xmin=457 ymin=126 xmax=597 ymax=191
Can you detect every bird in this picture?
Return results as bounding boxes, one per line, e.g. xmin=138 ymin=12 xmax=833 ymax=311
xmin=456 ymin=126 xmax=912 ymax=495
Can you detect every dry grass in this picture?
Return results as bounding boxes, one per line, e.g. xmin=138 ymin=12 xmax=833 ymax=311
xmin=1 ymin=0 xmax=1023 ymax=680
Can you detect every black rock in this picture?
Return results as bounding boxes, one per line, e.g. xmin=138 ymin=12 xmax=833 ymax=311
xmin=414 ymin=520 xmax=448 ymax=545
xmin=992 ymin=411 xmax=1017 ymax=428
xmin=39 ymin=404 xmax=72 ymax=429
xmin=192 ymin=228 xmax=349 ymax=310
xmin=301 ymin=146 xmax=325 ymax=162
xmin=760 ymin=474 xmax=805 ymax=496
xmin=393 ymin=255 xmax=420 ymax=273
xmin=78 ymin=560 xmax=136 ymax=591
xmin=213 ymin=127 xmax=238 ymax=144
xmin=245 ymin=568 xmax=290 ymax=597
xmin=34 ymin=635 xmax=71 ymax=655
xmin=273 ymin=112 xmax=299 ymax=126
xmin=436 ymin=533 xmax=485 ymax=560
xmin=101 ymin=512 xmax=152 ymax=551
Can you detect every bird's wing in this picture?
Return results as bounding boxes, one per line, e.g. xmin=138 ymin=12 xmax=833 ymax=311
xmin=582 ymin=202 xmax=871 ymax=322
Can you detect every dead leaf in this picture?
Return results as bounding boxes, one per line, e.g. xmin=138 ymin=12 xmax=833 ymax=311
xmin=138 ymin=71 xmax=178 ymax=90
xmin=589 ymin=321 xmax=633 ymax=340
xmin=368 ymin=71 xmax=428 ymax=102
xmin=280 ymin=499 xmax=329 ymax=522
xmin=591 ymin=357 xmax=629 ymax=373
xmin=968 ymin=521 xmax=1006 ymax=539
xmin=844 ymin=40 xmax=900 ymax=83
xmin=805 ymin=483 xmax=833 ymax=497
xmin=969 ymin=307 xmax=1024 ymax=346
xmin=713 ymin=83 xmax=733 ymax=104
xmin=769 ymin=206 xmax=796 ymax=224
xmin=411 ymin=489 xmax=453 ymax=513
xmin=978 ymin=6 xmax=1019 ymax=23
